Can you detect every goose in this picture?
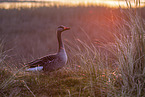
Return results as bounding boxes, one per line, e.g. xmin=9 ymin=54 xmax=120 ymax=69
xmin=26 ymin=25 xmax=70 ymax=72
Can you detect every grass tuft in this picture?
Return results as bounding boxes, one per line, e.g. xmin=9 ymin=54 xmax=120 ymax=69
xmin=105 ymin=4 xmax=145 ymax=96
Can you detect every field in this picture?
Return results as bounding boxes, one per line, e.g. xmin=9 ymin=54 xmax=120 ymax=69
xmin=0 ymin=2 xmax=145 ymax=97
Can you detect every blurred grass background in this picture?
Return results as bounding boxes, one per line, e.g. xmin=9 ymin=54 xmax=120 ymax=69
xmin=0 ymin=1 xmax=145 ymax=97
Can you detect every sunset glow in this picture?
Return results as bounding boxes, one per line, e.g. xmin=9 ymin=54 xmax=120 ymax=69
xmin=0 ymin=0 xmax=145 ymax=9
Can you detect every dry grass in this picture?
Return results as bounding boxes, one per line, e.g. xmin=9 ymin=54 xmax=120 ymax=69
xmin=109 ymin=8 xmax=145 ymax=96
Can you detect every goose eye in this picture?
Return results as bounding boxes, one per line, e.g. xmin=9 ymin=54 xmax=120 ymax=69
xmin=58 ymin=26 xmax=64 ymax=29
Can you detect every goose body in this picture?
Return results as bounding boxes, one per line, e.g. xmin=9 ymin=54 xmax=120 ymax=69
xmin=26 ymin=25 xmax=70 ymax=72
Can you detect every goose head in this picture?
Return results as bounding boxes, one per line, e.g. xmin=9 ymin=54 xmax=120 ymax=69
xmin=57 ymin=25 xmax=70 ymax=33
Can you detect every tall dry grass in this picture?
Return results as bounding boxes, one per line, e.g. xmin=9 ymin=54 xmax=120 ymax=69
xmin=113 ymin=10 xmax=145 ymax=96
xmin=65 ymin=1 xmax=145 ymax=96
xmin=103 ymin=4 xmax=145 ymax=97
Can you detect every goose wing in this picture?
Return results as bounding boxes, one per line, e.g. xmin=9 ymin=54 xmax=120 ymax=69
xmin=27 ymin=55 xmax=57 ymax=68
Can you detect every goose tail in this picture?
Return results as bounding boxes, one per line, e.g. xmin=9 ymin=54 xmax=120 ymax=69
xmin=26 ymin=66 xmax=43 ymax=71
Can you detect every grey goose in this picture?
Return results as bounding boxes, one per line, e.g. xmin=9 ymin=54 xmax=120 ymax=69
xmin=26 ymin=25 xmax=70 ymax=72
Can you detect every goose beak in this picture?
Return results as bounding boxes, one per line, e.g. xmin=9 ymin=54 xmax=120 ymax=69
xmin=64 ymin=27 xmax=70 ymax=30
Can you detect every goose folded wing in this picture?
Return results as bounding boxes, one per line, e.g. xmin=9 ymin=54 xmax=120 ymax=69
xmin=27 ymin=55 xmax=57 ymax=68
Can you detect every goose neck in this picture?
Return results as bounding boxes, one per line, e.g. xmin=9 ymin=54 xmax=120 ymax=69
xmin=57 ymin=31 xmax=64 ymax=52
